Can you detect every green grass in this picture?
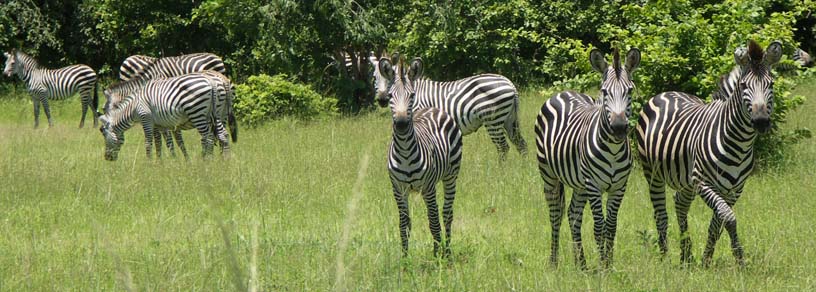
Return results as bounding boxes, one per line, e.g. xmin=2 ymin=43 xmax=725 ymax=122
xmin=0 ymin=79 xmax=814 ymax=291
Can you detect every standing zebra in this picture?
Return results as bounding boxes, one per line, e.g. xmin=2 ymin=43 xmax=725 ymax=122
xmin=636 ymin=40 xmax=782 ymax=266
xmin=119 ymin=53 xmax=226 ymax=81
xmin=535 ymin=48 xmax=641 ymax=268
xmin=3 ymin=50 xmax=99 ymax=128
xmin=372 ymin=53 xmax=525 ymax=160
xmin=112 ymin=53 xmax=236 ymax=157
xmin=382 ymin=57 xmax=463 ymax=256
xmin=99 ymin=72 xmax=229 ymax=160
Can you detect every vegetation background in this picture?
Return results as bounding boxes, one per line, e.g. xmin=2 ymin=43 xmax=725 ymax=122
xmin=1 ymin=0 xmax=816 ymax=290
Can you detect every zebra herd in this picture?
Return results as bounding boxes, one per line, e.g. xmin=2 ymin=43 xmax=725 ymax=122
xmin=0 ymin=39 xmax=801 ymax=268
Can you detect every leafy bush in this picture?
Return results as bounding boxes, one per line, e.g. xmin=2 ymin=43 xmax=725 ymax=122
xmin=233 ymin=74 xmax=337 ymax=127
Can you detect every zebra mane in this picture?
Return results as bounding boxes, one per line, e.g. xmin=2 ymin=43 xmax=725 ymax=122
xmin=612 ymin=48 xmax=621 ymax=78
xmin=12 ymin=50 xmax=43 ymax=69
xmin=712 ymin=66 xmax=742 ymax=101
xmin=747 ymin=40 xmax=764 ymax=66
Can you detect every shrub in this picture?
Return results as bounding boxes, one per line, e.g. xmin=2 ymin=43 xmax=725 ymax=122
xmin=234 ymin=74 xmax=337 ymax=127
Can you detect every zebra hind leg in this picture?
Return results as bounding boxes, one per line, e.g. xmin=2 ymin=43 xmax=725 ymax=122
xmin=486 ymin=122 xmax=510 ymax=161
xmin=568 ymin=190 xmax=589 ymax=269
xmin=647 ymin=175 xmax=669 ymax=257
xmin=675 ymin=191 xmax=695 ymax=265
xmin=153 ymin=130 xmax=163 ymax=158
xmin=504 ymin=112 xmax=528 ymax=156
xmin=544 ymin=180 xmax=565 ymax=266
xmin=214 ymin=121 xmax=230 ymax=157
xmin=441 ymin=176 xmax=458 ymax=257
xmin=162 ymin=129 xmax=176 ymax=157
xmin=422 ymin=186 xmax=444 ymax=257
xmin=80 ymin=95 xmax=89 ymax=128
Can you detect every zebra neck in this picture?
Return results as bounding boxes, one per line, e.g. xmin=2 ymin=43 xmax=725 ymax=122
xmin=595 ymin=109 xmax=627 ymax=146
xmin=717 ymin=94 xmax=757 ymax=155
xmin=391 ymin=126 xmax=422 ymax=164
xmin=109 ymin=100 xmax=139 ymax=135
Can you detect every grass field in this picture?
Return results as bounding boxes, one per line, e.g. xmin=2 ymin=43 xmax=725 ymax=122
xmin=0 ymin=79 xmax=814 ymax=291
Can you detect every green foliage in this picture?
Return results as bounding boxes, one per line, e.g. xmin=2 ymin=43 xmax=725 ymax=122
xmin=233 ymin=74 xmax=337 ymax=127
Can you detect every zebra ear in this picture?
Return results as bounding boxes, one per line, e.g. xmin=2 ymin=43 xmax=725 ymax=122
xmin=589 ymin=49 xmax=608 ymax=73
xmin=734 ymin=46 xmax=750 ymax=66
xmin=763 ymin=41 xmax=783 ymax=66
xmin=408 ymin=57 xmax=423 ymax=82
xmin=625 ymin=48 xmax=641 ymax=74
xmin=378 ymin=57 xmax=394 ymax=80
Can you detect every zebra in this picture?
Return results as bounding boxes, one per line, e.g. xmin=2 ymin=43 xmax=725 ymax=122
xmin=119 ymin=53 xmax=226 ymax=81
xmin=382 ymin=56 xmax=463 ymax=256
xmin=3 ymin=50 xmax=99 ymax=128
xmin=636 ymin=40 xmax=782 ymax=266
xmin=112 ymin=53 xmax=236 ymax=157
xmin=99 ymin=72 xmax=231 ymax=161
xmin=793 ymin=48 xmax=813 ymax=68
xmin=372 ymin=53 xmax=525 ymax=160
xmin=535 ymin=48 xmax=641 ymax=268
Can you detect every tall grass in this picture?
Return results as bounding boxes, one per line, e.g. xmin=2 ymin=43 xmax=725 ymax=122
xmin=0 ymin=80 xmax=814 ymax=290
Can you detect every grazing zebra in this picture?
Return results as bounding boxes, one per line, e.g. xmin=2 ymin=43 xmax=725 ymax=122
xmin=636 ymin=40 xmax=782 ymax=266
xmin=535 ymin=48 xmax=641 ymax=268
xmin=113 ymin=53 xmax=236 ymax=157
xmin=99 ymin=72 xmax=230 ymax=160
xmin=382 ymin=57 xmax=463 ymax=256
xmin=793 ymin=48 xmax=813 ymax=68
xmin=372 ymin=53 xmax=525 ymax=160
xmin=3 ymin=50 xmax=99 ymax=128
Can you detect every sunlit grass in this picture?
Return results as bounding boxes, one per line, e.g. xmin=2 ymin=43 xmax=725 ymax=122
xmin=0 ymin=80 xmax=814 ymax=290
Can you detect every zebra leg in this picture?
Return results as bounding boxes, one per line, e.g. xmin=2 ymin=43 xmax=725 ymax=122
xmin=393 ymin=187 xmax=411 ymax=256
xmin=162 ymin=129 xmax=176 ymax=157
xmin=215 ymin=120 xmax=230 ymax=157
xmin=153 ymin=130 xmax=163 ymax=158
xmin=441 ymin=176 xmax=458 ymax=257
xmin=486 ymin=122 xmax=510 ymax=161
xmin=79 ymin=97 xmax=88 ymax=128
xmin=586 ymin=191 xmax=606 ymax=263
xmin=142 ymin=121 xmax=155 ymax=159
xmin=543 ymin=179 xmax=564 ymax=266
xmin=675 ymin=191 xmax=695 ymax=264
xmin=568 ymin=190 xmax=589 ymax=269
xmin=503 ymin=113 xmax=528 ymax=156
xmin=40 ymin=96 xmax=54 ymax=128
xmin=603 ymin=188 xmax=625 ymax=267
xmin=421 ymin=185 xmax=444 ymax=257
xmin=647 ymin=176 xmax=669 ymax=256
xmin=31 ymin=94 xmax=41 ymax=128
xmin=195 ymin=123 xmax=215 ymax=158
xmin=173 ymin=130 xmax=189 ymax=160
xmin=701 ymin=189 xmax=743 ymax=267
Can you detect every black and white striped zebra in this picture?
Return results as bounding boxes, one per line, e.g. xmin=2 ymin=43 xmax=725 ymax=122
xmin=636 ymin=40 xmax=782 ymax=266
xmin=119 ymin=53 xmax=226 ymax=81
xmin=373 ymin=53 xmax=525 ymax=160
xmin=112 ymin=53 xmax=236 ymax=157
xmin=793 ymin=48 xmax=813 ymax=68
xmin=3 ymin=50 xmax=99 ymax=128
xmin=381 ymin=57 xmax=463 ymax=256
xmin=99 ymin=72 xmax=230 ymax=161
xmin=535 ymin=48 xmax=641 ymax=268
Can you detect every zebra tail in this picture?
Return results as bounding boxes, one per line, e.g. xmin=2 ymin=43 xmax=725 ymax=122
xmin=228 ymin=84 xmax=238 ymax=143
xmin=93 ymin=81 xmax=100 ymax=115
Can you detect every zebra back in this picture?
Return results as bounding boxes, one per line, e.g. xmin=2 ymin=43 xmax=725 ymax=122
xmin=119 ymin=53 xmax=226 ymax=81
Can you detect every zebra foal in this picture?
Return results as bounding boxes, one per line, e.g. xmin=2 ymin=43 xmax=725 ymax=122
xmin=535 ymin=48 xmax=640 ymax=268
xmin=373 ymin=53 xmax=525 ymax=160
xmin=3 ymin=50 xmax=99 ymax=128
xmin=636 ymin=40 xmax=782 ymax=266
xmin=382 ymin=56 xmax=463 ymax=256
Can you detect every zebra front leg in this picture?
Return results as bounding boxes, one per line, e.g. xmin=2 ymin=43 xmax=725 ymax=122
xmin=173 ymin=130 xmax=189 ymax=160
xmin=393 ymin=187 xmax=411 ymax=256
xmin=162 ymin=129 xmax=176 ymax=157
xmin=31 ymin=94 xmax=41 ymax=128
xmin=675 ymin=191 xmax=695 ymax=264
xmin=700 ymin=188 xmax=743 ymax=267
xmin=545 ymin=181 xmax=565 ymax=266
xmin=586 ymin=190 xmax=606 ymax=264
xmin=142 ymin=121 xmax=155 ymax=159
xmin=422 ymin=186 xmax=444 ymax=257
xmin=441 ymin=176 xmax=458 ymax=257
xmin=40 ymin=96 xmax=54 ymax=128
xmin=568 ymin=190 xmax=589 ymax=269
xmin=153 ymin=130 xmax=163 ymax=158
xmin=603 ymin=189 xmax=625 ymax=267
xmin=486 ymin=122 xmax=510 ymax=161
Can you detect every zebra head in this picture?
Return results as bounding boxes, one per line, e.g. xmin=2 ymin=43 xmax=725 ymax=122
xmin=383 ymin=57 xmax=422 ymax=133
xmin=590 ymin=47 xmax=641 ymax=140
xmin=374 ymin=53 xmax=400 ymax=108
xmin=734 ymin=40 xmax=782 ymax=133
xmin=3 ymin=51 xmax=15 ymax=77
xmin=99 ymin=115 xmax=123 ymax=161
